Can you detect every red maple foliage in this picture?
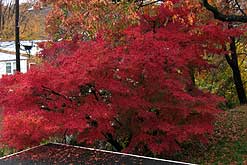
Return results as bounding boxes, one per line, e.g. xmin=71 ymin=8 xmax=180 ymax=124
xmin=0 ymin=1 xmax=240 ymax=155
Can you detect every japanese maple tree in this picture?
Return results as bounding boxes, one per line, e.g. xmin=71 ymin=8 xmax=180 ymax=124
xmin=0 ymin=0 xmax=238 ymax=156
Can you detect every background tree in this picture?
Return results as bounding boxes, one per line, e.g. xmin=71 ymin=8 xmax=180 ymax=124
xmin=39 ymin=0 xmax=171 ymax=41
xmin=202 ymin=0 xmax=247 ymax=105
xmin=40 ymin=0 xmax=139 ymax=41
xmin=0 ymin=0 xmax=47 ymax=41
xmin=0 ymin=0 xmax=15 ymax=40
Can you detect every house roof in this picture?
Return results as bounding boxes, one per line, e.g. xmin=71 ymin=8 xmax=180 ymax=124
xmin=0 ymin=143 xmax=193 ymax=165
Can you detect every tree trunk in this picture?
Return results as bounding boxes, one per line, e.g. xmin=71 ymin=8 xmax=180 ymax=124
xmin=189 ymin=67 xmax=196 ymax=86
xmin=103 ymin=133 xmax=123 ymax=152
xmin=225 ymin=37 xmax=247 ymax=104
xmin=232 ymin=64 xmax=247 ymax=104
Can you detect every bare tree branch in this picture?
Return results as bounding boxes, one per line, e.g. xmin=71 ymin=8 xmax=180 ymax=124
xmin=137 ymin=0 xmax=164 ymax=9
xmin=202 ymin=0 xmax=247 ymax=22
xmin=42 ymin=85 xmax=72 ymax=102
xmin=234 ymin=0 xmax=247 ymax=16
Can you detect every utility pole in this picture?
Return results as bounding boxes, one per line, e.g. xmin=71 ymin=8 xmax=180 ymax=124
xmin=15 ymin=0 xmax=20 ymax=72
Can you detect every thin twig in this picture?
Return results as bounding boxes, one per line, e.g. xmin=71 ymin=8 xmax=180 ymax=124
xmin=234 ymin=0 xmax=246 ymax=16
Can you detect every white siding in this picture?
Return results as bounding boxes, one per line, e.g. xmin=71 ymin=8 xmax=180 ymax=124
xmin=0 ymin=52 xmax=28 ymax=78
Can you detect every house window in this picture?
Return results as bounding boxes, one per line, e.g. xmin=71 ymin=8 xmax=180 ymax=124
xmin=5 ymin=62 xmax=17 ymax=74
xmin=29 ymin=63 xmax=36 ymax=69
xmin=13 ymin=62 xmax=16 ymax=74
xmin=6 ymin=63 xmax=11 ymax=74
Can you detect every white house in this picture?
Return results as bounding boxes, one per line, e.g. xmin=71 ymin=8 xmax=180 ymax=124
xmin=0 ymin=40 xmax=46 ymax=78
xmin=0 ymin=52 xmax=28 ymax=78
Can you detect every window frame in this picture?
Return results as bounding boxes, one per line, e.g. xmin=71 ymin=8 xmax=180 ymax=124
xmin=6 ymin=62 xmax=12 ymax=74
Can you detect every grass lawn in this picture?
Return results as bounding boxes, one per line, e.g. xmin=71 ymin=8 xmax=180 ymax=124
xmin=175 ymin=106 xmax=247 ymax=164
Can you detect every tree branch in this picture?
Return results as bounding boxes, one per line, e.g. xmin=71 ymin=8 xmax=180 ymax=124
xmin=42 ymin=85 xmax=72 ymax=102
xmin=102 ymin=132 xmax=123 ymax=151
xmin=137 ymin=0 xmax=164 ymax=8
xmin=202 ymin=0 xmax=247 ymax=22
